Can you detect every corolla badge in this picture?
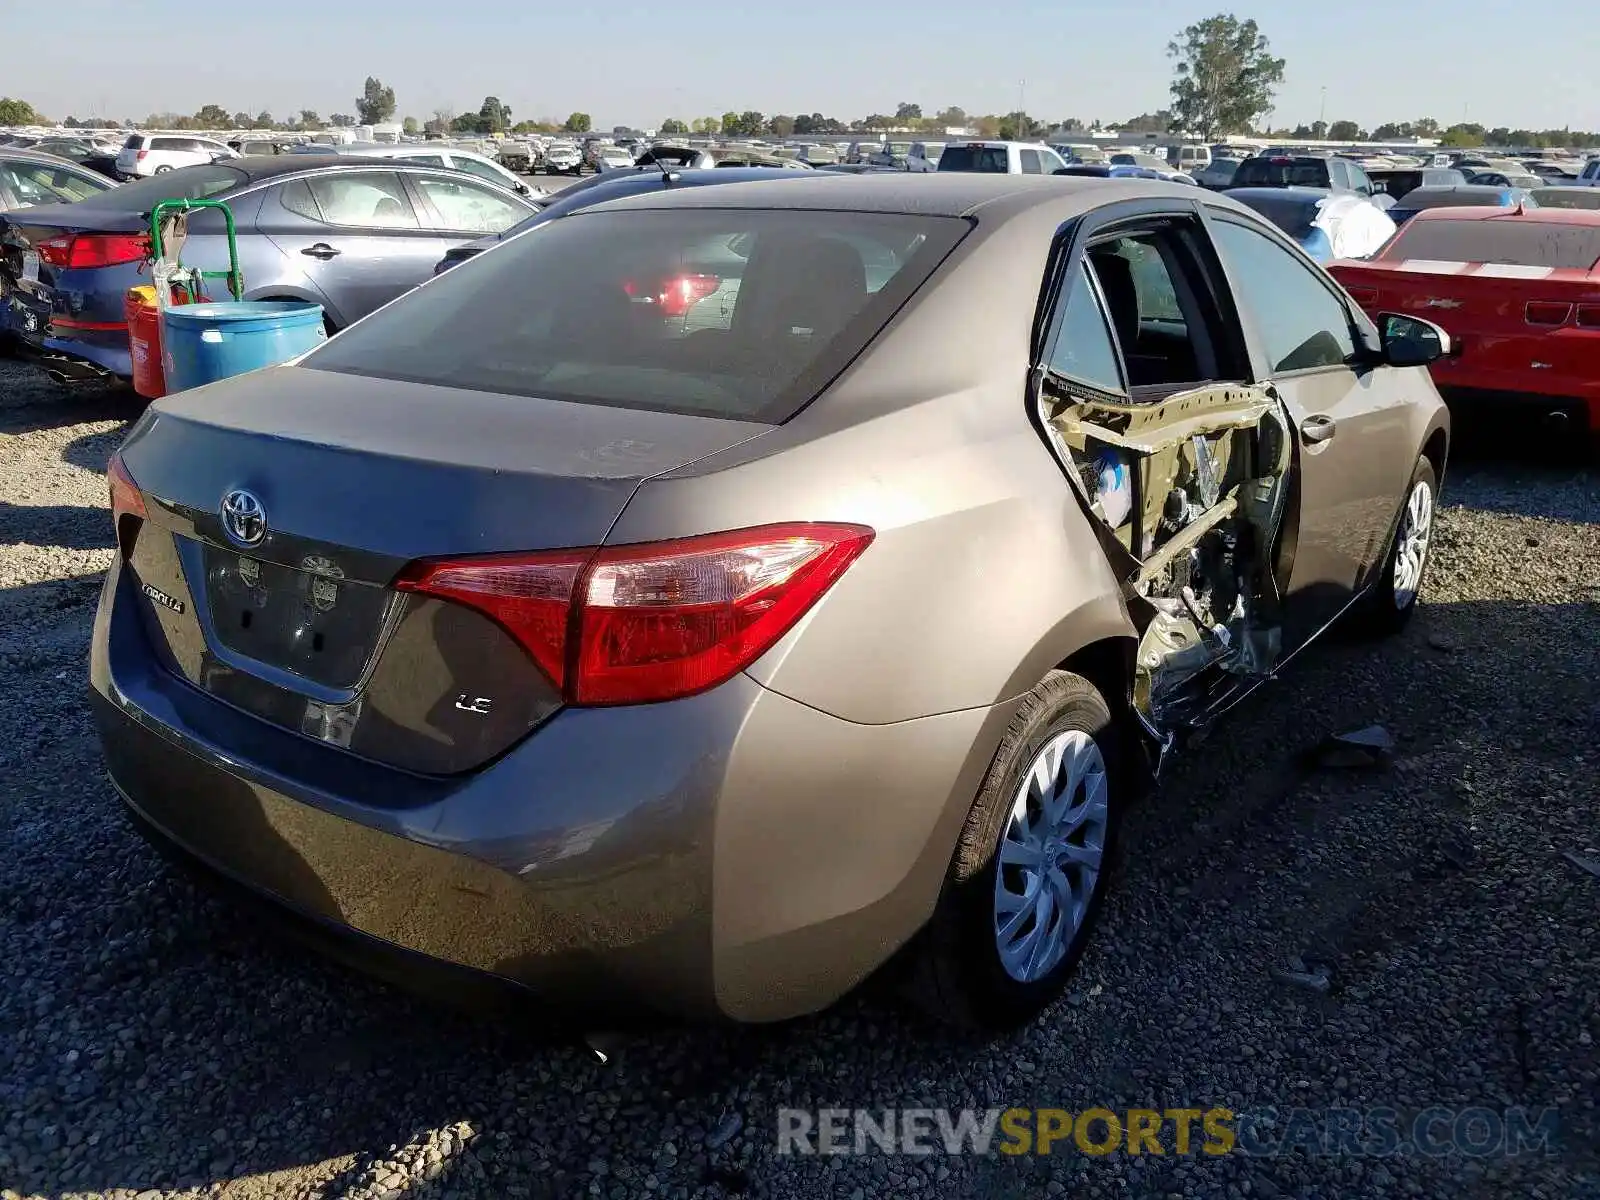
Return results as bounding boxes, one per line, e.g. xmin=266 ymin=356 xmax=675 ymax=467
xmin=220 ymin=489 xmax=267 ymax=547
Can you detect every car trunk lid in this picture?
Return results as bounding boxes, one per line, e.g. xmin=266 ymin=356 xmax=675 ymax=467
xmin=116 ymin=364 xmax=769 ymax=773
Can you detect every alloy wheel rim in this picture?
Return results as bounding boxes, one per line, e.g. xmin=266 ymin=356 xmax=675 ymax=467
xmin=993 ymin=730 xmax=1109 ymax=984
xmin=1392 ymin=478 xmax=1434 ymax=610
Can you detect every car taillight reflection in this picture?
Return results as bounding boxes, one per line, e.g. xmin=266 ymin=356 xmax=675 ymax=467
xmin=622 ymin=273 xmax=721 ymax=317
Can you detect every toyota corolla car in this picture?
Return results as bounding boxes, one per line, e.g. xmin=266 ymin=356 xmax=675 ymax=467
xmin=93 ymin=176 xmax=1450 ymax=1032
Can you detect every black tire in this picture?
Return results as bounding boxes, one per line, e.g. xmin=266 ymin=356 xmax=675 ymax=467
xmin=908 ymin=670 xmax=1125 ymax=1032
xmin=1349 ymin=455 xmax=1438 ymax=637
xmin=153 ymin=165 xmax=172 ymax=174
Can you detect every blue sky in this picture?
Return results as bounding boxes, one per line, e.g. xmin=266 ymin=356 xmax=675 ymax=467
xmin=14 ymin=0 xmax=1598 ymax=133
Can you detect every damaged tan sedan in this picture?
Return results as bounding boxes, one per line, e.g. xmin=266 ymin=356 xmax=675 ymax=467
xmin=95 ymin=176 xmax=1450 ymax=1035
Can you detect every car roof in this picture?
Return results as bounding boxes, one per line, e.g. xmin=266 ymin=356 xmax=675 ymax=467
xmin=216 ymin=154 xmax=463 ymax=183
xmin=1407 ymin=205 xmax=1600 ymax=225
xmin=0 ymin=147 xmax=106 ymax=172
xmin=1225 ymin=185 xmax=1333 ymax=201
xmin=582 ymin=173 xmax=1196 ymax=220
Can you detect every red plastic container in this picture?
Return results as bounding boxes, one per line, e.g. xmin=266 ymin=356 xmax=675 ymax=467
xmin=125 ymin=287 xmax=165 ymax=398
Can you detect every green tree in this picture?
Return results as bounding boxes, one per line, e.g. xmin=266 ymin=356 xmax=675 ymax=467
xmin=1412 ymin=117 xmax=1439 ymax=136
xmin=997 ymin=111 xmax=1043 ymax=140
xmin=331 ymin=113 xmax=356 ymax=127
xmin=1167 ymin=14 xmax=1286 ymax=139
xmin=231 ymin=111 xmax=251 ymax=128
xmin=659 ymin=117 xmax=688 ymax=135
xmin=356 ymin=76 xmax=397 ymax=124
xmin=934 ymin=105 xmax=967 ymax=128
xmin=254 ymin=110 xmax=273 ymax=128
xmin=1327 ymin=119 xmax=1362 ymax=140
xmin=0 ymin=97 xmax=44 ymax=125
xmin=974 ymin=114 xmax=1002 ymax=138
xmin=192 ymin=104 xmax=230 ymax=127
xmin=402 ymin=116 xmax=420 ymax=134
xmin=62 ymin=115 xmax=81 ymax=128
xmin=1369 ymin=121 xmax=1408 ymax=140
xmin=478 ymin=96 xmax=512 ymax=133
xmin=721 ymin=111 xmax=742 ymax=135
xmin=1440 ymin=123 xmax=1484 ymax=148
xmin=564 ymin=112 xmax=591 ymax=133
xmin=690 ymin=115 xmax=721 ymax=134
xmin=895 ymin=101 xmax=922 ymax=121
xmin=737 ymin=111 xmax=765 ymax=136
xmin=298 ymin=109 xmax=322 ymax=130
xmin=767 ymin=114 xmax=795 ymax=138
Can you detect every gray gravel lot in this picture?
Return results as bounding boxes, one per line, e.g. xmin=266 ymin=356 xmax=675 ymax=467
xmin=1 ymin=353 xmax=1597 ymax=1200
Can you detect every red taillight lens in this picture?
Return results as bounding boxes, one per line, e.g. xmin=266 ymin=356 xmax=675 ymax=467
xmin=1525 ymin=301 xmax=1572 ymax=326
xmin=37 ymin=233 xmax=148 ymax=270
xmin=136 ymin=149 xmax=148 ymax=161
xmin=396 ymin=523 xmax=874 ymax=705
xmin=395 ymin=550 xmax=587 ymax=688
xmin=1575 ymin=304 xmax=1600 ymax=328
xmin=573 ymin=523 xmax=874 ymax=704
xmin=107 ymin=452 xmax=147 ymax=526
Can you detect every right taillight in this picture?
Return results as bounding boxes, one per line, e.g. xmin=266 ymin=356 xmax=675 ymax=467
xmin=135 ymin=148 xmax=148 ymax=161
xmin=396 ymin=522 xmax=875 ymax=706
xmin=107 ymin=451 xmax=147 ymax=534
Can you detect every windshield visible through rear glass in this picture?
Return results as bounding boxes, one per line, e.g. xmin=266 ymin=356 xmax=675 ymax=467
xmin=303 ymin=208 xmax=966 ymax=422
xmin=1388 ymin=218 xmax=1600 ymax=270
xmin=938 ymin=146 xmax=1009 ymax=172
xmin=1233 ymin=159 xmax=1330 ymax=187
xmin=66 ymin=163 xmax=246 ymax=208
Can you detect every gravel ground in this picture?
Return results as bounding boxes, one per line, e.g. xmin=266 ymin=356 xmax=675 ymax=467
xmin=1 ymin=354 xmax=1597 ymax=1200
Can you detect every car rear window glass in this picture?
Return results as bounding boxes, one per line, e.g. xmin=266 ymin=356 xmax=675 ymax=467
xmin=1233 ymin=159 xmax=1330 ymax=187
xmin=0 ymin=159 xmax=113 ymax=205
xmin=304 ymin=208 xmax=967 ymax=423
xmin=1229 ymin=193 xmax=1320 ymax=239
xmin=938 ymin=146 xmax=1009 ymax=173
xmin=64 ymin=163 xmax=245 ymax=207
xmin=122 ymin=135 xmax=142 ymax=150
xmin=1387 ymin=218 xmax=1600 ymax=269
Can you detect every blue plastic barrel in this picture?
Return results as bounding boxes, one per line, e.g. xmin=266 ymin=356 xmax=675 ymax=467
xmin=162 ymin=301 xmax=325 ymax=392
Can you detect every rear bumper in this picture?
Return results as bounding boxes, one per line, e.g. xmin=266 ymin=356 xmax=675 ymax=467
xmin=91 ymin=555 xmax=1004 ymax=1023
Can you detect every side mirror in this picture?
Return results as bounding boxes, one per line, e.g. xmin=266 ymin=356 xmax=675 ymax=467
xmin=515 ymin=181 xmax=530 ymax=195
xmin=1378 ymin=312 xmax=1451 ymax=367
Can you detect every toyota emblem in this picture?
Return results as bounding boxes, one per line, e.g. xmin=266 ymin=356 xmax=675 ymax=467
xmin=220 ymin=489 xmax=267 ymax=547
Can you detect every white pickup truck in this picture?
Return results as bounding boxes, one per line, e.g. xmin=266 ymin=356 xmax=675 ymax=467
xmin=935 ymin=140 xmax=1070 ymax=174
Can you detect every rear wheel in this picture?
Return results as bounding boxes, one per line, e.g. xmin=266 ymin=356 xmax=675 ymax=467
xmin=153 ymin=165 xmax=172 ymax=174
xmin=909 ymin=671 xmax=1123 ymax=1032
xmin=1351 ymin=455 xmax=1437 ymax=636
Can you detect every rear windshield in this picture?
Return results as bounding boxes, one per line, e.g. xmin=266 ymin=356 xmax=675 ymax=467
xmin=0 ymin=158 xmax=113 ymax=204
xmin=1388 ymin=218 xmax=1600 ymax=270
xmin=304 ymin=208 xmax=967 ymax=422
xmin=1233 ymin=159 xmax=1330 ymax=187
xmin=1229 ymin=194 xmax=1320 ymax=238
xmin=64 ymin=163 xmax=245 ymax=208
xmin=938 ymin=146 xmax=1009 ymax=173
xmin=123 ymin=135 xmax=142 ymax=150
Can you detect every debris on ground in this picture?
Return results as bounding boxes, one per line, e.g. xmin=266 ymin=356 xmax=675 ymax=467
xmin=1302 ymin=724 xmax=1395 ymax=770
xmin=1563 ymin=851 xmax=1600 ymax=880
xmin=1271 ymin=956 xmax=1333 ymax=994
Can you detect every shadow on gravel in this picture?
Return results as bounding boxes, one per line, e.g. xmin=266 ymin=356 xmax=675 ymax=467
xmin=0 ymin=374 xmax=142 ymax=437
xmin=0 ymin=500 xmax=115 ymax=552
xmin=60 ymin=425 xmax=131 ymax=478
xmin=6 ymin=594 xmax=1596 ymax=1198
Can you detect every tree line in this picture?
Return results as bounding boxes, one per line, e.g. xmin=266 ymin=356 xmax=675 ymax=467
xmin=7 ymin=36 xmax=1600 ymax=152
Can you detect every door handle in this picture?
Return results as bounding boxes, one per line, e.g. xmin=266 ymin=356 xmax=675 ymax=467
xmin=300 ymin=243 xmax=340 ymax=259
xmin=1300 ymin=415 xmax=1337 ymax=444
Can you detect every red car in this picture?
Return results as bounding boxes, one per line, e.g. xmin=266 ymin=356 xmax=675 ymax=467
xmin=1329 ymin=206 xmax=1600 ymax=436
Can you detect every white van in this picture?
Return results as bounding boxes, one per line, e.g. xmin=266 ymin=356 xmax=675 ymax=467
xmin=115 ymin=133 xmax=237 ymax=177
xmin=1166 ymin=144 xmax=1212 ymax=171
